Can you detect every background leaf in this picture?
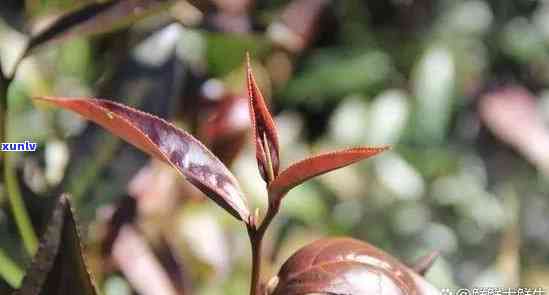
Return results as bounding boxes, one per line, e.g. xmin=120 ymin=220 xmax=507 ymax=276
xmin=23 ymin=0 xmax=174 ymax=58
xmin=15 ymin=195 xmax=98 ymax=295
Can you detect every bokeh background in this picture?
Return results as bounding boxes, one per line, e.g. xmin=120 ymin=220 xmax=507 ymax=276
xmin=1 ymin=0 xmax=549 ymax=294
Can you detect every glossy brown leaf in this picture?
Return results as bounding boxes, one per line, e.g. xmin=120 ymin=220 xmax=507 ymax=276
xmin=246 ymin=54 xmax=280 ymax=183
xmin=15 ymin=195 xmax=98 ymax=295
xmin=34 ymin=96 xmax=249 ymax=222
xmin=22 ymin=0 xmax=174 ymax=58
xmin=269 ymin=147 xmax=388 ymax=202
xmin=271 ymin=238 xmax=440 ymax=295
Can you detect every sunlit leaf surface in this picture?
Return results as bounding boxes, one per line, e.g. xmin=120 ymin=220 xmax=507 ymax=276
xmin=272 ymin=238 xmax=440 ymax=295
xmin=269 ymin=147 xmax=388 ymax=202
xmin=34 ymin=97 xmax=250 ymax=222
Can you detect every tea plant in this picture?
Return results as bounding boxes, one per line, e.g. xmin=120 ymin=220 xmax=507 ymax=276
xmin=17 ymin=55 xmax=440 ymax=295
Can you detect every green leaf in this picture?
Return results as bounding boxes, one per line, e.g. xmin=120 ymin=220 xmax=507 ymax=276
xmin=0 ymin=248 xmax=23 ymax=288
xmin=206 ymin=33 xmax=269 ymax=76
xmin=412 ymin=45 xmax=455 ymax=144
xmin=282 ymin=50 xmax=392 ymax=104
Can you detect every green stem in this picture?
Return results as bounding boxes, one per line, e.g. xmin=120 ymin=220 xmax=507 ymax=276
xmin=0 ymin=248 xmax=23 ymax=288
xmin=0 ymin=75 xmax=6 ymax=164
xmin=0 ymin=78 xmax=5 ymax=207
xmin=1 ymin=69 xmax=39 ymax=256
xmin=5 ymin=153 xmax=39 ymax=255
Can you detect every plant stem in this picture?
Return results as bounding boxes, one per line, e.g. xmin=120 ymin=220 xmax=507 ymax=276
xmin=0 ymin=248 xmax=23 ymax=288
xmin=248 ymin=228 xmax=263 ymax=295
xmin=5 ymin=153 xmax=38 ymax=254
xmin=0 ymin=69 xmax=27 ymax=287
xmin=1 ymin=65 xmax=39 ymax=255
xmin=0 ymin=74 xmax=7 ymax=164
xmin=247 ymin=200 xmax=280 ymax=295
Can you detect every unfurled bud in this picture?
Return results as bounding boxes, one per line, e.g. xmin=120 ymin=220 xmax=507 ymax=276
xmin=246 ymin=53 xmax=280 ymax=183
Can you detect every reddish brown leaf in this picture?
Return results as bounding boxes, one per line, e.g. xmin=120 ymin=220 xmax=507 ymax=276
xmin=269 ymin=147 xmax=388 ymax=202
xmin=272 ymin=238 xmax=432 ymax=295
xmin=246 ymin=54 xmax=280 ymax=183
xmin=34 ymin=97 xmax=249 ymax=222
xmin=15 ymin=194 xmax=98 ymax=295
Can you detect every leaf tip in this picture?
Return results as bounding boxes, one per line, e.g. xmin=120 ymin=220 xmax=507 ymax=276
xmin=245 ymin=52 xmax=255 ymax=95
xmin=375 ymin=144 xmax=391 ymax=153
xmin=32 ymin=96 xmax=63 ymax=106
xmin=356 ymin=145 xmax=391 ymax=158
xmin=31 ymin=96 xmax=50 ymax=102
xmin=245 ymin=51 xmax=252 ymax=67
xmin=245 ymin=53 xmax=281 ymax=183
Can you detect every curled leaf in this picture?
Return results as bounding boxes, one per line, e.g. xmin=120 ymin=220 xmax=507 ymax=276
xmin=34 ymin=97 xmax=249 ymax=222
xmin=271 ymin=237 xmax=439 ymax=295
xmin=15 ymin=194 xmax=98 ymax=295
xmin=246 ymin=54 xmax=280 ymax=183
xmin=269 ymin=147 xmax=388 ymax=202
xmin=22 ymin=0 xmax=174 ymax=58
